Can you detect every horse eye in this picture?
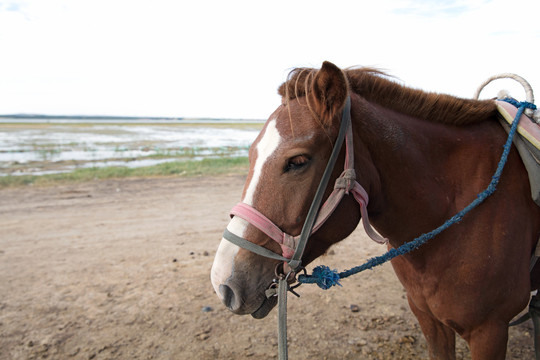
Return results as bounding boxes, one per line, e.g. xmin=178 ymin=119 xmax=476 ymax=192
xmin=285 ymin=155 xmax=310 ymax=172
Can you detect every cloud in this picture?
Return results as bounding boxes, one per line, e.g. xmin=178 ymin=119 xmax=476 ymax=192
xmin=391 ymin=0 xmax=488 ymax=17
xmin=0 ymin=1 xmax=24 ymax=12
xmin=0 ymin=1 xmax=34 ymax=21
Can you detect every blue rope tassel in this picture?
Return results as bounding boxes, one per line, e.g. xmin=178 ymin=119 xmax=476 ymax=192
xmin=299 ymin=99 xmax=537 ymax=290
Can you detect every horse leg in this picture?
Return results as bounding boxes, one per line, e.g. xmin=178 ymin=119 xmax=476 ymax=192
xmin=407 ymin=295 xmax=456 ymax=360
xmin=465 ymin=320 xmax=508 ymax=360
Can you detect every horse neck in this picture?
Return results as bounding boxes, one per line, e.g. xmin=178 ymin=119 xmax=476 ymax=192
xmin=350 ymin=96 xmax=498 ymax=246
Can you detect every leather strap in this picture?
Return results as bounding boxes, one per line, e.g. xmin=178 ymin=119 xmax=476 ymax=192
xmin=223 ymin=229 xmax=290 ymax=262
xmin=286 ymin=96 xmax=352 ymax=271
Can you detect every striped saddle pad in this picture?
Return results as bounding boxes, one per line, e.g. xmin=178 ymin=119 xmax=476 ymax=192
xmin=496 ymin=100 xmax=540 ymax=206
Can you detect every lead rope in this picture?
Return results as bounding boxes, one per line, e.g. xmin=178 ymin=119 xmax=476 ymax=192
xmin=277 ymin=276 xmax=289 ymax=360
xmin=298 ymin=98 xmax=535 ymax=289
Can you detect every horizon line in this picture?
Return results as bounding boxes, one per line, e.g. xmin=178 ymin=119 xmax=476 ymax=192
xmin=0 ymin=113 xmax=265 ymax=122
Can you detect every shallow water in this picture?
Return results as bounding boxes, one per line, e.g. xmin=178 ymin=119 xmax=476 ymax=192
xmin=0 ymin=121 xmax=262 ymax=176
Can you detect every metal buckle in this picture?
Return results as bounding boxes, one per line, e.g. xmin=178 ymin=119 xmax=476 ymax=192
xmin=272 ymin=263 xmax=306 ymax=298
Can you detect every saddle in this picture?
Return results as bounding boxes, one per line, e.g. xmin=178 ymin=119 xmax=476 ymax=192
xmin=496 ymin=100 xmax=540 ymax=207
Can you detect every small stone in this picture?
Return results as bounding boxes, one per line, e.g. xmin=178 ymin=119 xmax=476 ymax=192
xmin=201 ymin=306 xmax=213 ymax=313
xmin=348 ymin=338 xmax=367 ymax=347
xmin=327 ymin=249 xmax=336 ymax=255
xmin=198 ymin=333 xmax=209 ymax=341
xmin=203 ymin=251 xmax=209 ymax=256
xmin=350 ymin=304 xmax=360 ymax=312
xmin=195 ymin=329 xmax=211 ymax=341
xmin=172 ymin=258 xmax=177 ymax=262
xmin=189 ymin=251 xmax=195 ymax=256
xmin=399 ymin=335 xmax=416 ymax=344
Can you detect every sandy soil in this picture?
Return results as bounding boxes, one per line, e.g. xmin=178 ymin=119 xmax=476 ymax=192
xmin=0 ymin=175 xmax=535 ymax=359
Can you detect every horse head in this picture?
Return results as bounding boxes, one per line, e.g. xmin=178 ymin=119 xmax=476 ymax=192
xmin=210 ymin=61 xmax=367 ymax=318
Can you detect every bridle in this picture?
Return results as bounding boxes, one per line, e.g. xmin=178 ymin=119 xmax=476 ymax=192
xmin=222 ymin=95 xmax=387 ymax=274
xmin=222 ymin=95 xmax=386 ymax=359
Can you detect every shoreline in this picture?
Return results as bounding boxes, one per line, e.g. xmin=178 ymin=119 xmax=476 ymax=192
xmin=0 ymin=157 xmax=250 ymax=188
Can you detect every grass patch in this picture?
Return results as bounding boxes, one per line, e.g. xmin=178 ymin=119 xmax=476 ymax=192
xmin=0 ymin=157 xmax=249 ymax=188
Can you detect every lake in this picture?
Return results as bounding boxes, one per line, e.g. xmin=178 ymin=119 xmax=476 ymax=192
xmin=0 ymin=120 xmax=263 ymax=176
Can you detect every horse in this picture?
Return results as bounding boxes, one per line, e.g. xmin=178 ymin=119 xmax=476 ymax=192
xmin=210 ymin=61 xmax=540 ymax=359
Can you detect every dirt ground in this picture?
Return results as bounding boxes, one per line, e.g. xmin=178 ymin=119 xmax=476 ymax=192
xmin=0 ymin=175 xmax=536 ymax=359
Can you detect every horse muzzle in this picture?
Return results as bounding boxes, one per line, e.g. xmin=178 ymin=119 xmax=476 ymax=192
xmin=216 ymin=278 xmax=278 ymax=317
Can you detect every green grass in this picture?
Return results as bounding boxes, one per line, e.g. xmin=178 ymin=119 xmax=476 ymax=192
xmin=0 ymin=157 xmax=249 ymax=188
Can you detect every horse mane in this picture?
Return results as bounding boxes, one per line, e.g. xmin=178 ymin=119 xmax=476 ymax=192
xmin=278 ymin=67 xmax=498 ymax=126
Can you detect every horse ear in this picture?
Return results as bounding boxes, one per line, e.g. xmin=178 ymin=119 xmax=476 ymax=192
xmin=308 ymin=61 xmax=349 ymax=126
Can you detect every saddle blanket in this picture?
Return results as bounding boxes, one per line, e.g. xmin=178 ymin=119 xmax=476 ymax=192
xmin=496 ymin=100 xmax=540 ymax=207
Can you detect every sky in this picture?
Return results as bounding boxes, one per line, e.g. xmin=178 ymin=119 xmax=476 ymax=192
xmin=0 ymin=0 xmax=539 ymax=119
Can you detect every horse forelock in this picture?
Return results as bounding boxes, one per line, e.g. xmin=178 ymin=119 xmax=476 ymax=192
xmin=277 ymin=68 xmax=335 ymax=143
xmin=278 ymin=66 xmax=498 ymax=126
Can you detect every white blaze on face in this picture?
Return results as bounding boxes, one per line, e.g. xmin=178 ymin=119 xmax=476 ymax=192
xmin=211 ymin=119 xmax=282 ymax=298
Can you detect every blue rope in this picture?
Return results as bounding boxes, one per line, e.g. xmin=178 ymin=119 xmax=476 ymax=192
xmin=299 ymin=99 xmax=537 ymax=289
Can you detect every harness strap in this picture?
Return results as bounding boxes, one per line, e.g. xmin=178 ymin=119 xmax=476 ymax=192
xmin=223 ymin=228 xmax=290 ymax=262
xmin=355 ymin=182 xmax=387 ymax=244
xmin=287 ymin=96 xmax=352 ymax=271
xmin=230 ymin=204 xmax=297 ymax=259
xmin=277 ymin=277 xmax=289 ymax=360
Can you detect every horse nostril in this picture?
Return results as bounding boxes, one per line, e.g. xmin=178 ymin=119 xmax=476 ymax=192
xmin=219 ymin=284 xmax=236 ymax=309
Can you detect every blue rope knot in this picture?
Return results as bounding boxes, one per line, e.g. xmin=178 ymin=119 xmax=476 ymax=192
xmin=298 ymin=98 xmax=535 ymax=289
xmin=298 ymin=265 xmax=342 ymax=290
xmin=503 ymin=98 xmax=537 ymax=111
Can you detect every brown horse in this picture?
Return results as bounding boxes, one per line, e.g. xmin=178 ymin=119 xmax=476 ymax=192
xmin=210 ymin=61 xmax=540 ymax=359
